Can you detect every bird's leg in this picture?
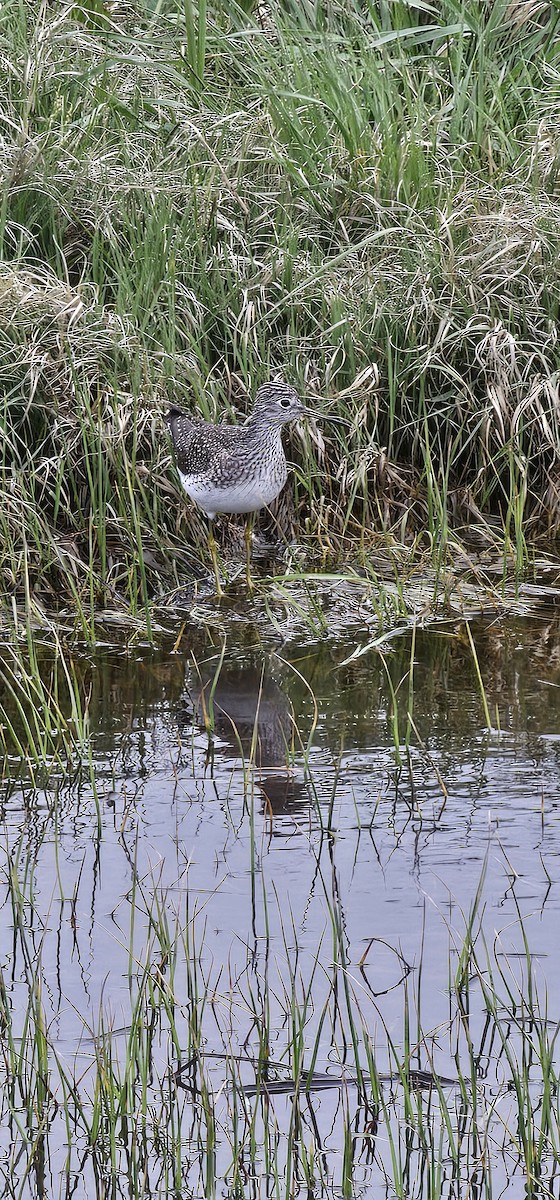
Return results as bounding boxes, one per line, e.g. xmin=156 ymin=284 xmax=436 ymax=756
xmin=245 ymin=515 xmax=255 ymax=591
xmin=207 ymin=519 xmax=224 ymax=598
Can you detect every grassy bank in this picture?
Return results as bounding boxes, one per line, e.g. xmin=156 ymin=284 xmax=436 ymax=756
xmin=1 ymin=0 xmax=560 ymax=628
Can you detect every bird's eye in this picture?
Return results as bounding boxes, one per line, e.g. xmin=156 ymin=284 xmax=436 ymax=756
xmin=279 ymin=396 xmax=292 ymax=408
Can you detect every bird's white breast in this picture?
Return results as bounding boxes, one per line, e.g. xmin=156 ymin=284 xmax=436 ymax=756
xmin=179 ymin=466 xmax=287 ymax=519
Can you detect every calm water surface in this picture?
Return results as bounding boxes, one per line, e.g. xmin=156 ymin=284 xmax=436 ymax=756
xmin=2 ymin=602 xmax=560 ymax=1198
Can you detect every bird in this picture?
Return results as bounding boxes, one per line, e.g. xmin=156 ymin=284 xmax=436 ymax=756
xmin=166 ymin=380 xmax=316 ymax=593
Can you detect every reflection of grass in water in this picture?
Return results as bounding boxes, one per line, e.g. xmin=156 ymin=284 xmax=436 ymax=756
xmin=1 ymin=795 xmax=559 ymax=1200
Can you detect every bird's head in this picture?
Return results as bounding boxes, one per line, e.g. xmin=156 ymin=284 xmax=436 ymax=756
xmin=251 ymin=381 xmax=311 ymax=427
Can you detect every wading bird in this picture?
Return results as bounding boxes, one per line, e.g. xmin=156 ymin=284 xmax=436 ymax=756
xmin=166 ymin=380 xmax=332 ymax=594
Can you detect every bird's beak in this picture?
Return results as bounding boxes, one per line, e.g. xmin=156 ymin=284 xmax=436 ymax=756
xmin=325 ymin=413 xmax=352 ymax=426
xmin=300 ymin=406 xmax=351 ymax=427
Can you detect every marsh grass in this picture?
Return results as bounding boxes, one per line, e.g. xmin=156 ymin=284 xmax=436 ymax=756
xmin=0 ymin=0 xmax=559 ymax=634
xmin=0 ymin=623 xmax=93 ymax=782
xmin=2 ymin=5 xmax=560 ymax=1188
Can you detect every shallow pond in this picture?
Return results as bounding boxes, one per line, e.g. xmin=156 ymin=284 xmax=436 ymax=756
xmin=2 ymin=593 xmax=560 ymax=1199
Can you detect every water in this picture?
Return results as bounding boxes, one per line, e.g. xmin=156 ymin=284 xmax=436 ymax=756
xmin=2 ymin=603 xmax=560 ymax=1198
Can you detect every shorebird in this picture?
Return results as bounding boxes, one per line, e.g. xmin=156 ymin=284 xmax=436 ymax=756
xmin=166 ymin=380 xmax=317 ymax=593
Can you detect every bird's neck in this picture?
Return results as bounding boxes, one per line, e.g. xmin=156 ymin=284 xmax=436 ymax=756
xmin=244 ymin=414 xmax=283 ymax=443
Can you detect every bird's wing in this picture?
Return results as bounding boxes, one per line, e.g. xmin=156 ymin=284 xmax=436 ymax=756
xmin=167 ymin=414 xmax=240 ymax=477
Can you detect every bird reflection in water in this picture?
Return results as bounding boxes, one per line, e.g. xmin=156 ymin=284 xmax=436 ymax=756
xmin=186 ymin=660 xmax=310 ymax=814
